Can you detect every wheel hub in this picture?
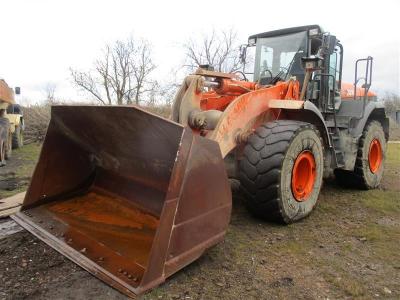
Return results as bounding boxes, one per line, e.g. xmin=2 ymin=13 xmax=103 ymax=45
xmin=368 ymin=138 xmax=382 ymax=173
xmin=291 ymin=150 xmax=316 ymax=202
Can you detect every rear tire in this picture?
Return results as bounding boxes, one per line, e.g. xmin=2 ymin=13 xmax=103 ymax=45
xmin=5 ymin=130 xmax=12 ymax=159
xmin=335 ymin=121 xmax=386 ymax=189
xmin=12 ymin=125 xmax=23 ymax=149
xmin=239 ymin=120 xmax=324 ymax=224
xmin=0 ymin=139 xmax=6 ymax=166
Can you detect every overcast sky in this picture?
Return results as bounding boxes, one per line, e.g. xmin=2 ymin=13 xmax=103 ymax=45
xmin=1 ymin=0 xmax=399 ymax=104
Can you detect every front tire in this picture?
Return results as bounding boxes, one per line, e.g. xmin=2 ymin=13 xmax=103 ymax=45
xmin=239 ymin=120 xmax=324 ymax=224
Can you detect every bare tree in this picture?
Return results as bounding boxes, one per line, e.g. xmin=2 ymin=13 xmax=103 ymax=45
xmin=183 ymin=28 xmax=243 ymax=73
xmin=70 ymin=36 xmax=156 ymax=105
xmin=130 ymin=42 xmax=157 ymax=105
xmin=43 ymin=82 xmax=57 ymax=104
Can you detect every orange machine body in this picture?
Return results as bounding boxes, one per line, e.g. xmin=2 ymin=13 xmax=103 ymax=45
xmin=178 ymin=75 xmax=299 ymax=156
xmin=340 ymin=82 xmax=377 ymax=100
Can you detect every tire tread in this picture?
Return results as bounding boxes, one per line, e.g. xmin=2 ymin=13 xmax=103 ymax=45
xmin=239 ymin=120 xmax=314 ymax=223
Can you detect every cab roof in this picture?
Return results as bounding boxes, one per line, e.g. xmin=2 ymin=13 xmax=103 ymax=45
xmin=248 ymin=25 xmax=323 ymax=40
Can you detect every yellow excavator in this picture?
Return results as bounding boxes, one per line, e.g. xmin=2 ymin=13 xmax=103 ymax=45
xmin=12 ymin=25 xmax=388 ymax=297
xmin=0 ymin=79 xmax=24 ymax=165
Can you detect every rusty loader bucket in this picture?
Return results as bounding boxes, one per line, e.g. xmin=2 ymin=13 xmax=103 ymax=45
xmin=12 ymin=105 xmax=232 ymax=297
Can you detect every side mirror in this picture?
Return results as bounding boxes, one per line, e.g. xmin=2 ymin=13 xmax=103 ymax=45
xmin=321 ymin=34 xmax=337 ymax=55
xmin=15 ymin=87 xmax=21 ymax=95
xmin=239 ymin=44 xmax=248 ymax=64
xmin=327 ymin=35 xmax=337 ymax=53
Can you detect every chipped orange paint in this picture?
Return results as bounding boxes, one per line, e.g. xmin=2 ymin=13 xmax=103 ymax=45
xmin=182 ymin=75 xmax=301 ymax=156
xmin=200 ymin=92 xmax=236 ymax=111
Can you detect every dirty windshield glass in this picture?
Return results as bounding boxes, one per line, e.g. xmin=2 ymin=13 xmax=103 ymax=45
xmin=254 ymin=31 xmax=307 ymax=81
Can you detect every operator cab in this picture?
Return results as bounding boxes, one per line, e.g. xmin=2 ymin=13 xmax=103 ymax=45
xmin=243 ymin=25 xmax=344 ymax=112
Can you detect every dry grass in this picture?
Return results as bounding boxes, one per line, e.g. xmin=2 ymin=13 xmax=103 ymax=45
xmin=22 ymin=105 xmax=51 ymax=144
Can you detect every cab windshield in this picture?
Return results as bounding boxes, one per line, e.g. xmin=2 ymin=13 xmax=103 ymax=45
xmin=253 ymin=31 xmax=307 ymax=82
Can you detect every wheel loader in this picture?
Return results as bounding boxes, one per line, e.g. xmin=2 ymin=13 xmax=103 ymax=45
xmin=0 ymin=79 xmax=24 ymax=166
xmin=12 ymin=25 xmax=388 ymax=297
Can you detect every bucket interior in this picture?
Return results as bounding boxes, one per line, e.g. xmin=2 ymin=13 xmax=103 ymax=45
xmin=41 ymin=171 xmax=161 ymax=269
xmin=21 ymin=106 xmax=184 ymax=283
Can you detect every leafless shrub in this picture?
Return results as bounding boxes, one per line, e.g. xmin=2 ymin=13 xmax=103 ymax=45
xmin=382 ymin=92 xmax=400 ymax=114
xmin=143 ymin=104 xmax=172 ymax=119
xmin=22 ymin=105 xmax=51 ymax=144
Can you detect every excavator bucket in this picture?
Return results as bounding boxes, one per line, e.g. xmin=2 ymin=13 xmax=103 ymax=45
xmin=12 ymin=105 xmax=231 ymax=297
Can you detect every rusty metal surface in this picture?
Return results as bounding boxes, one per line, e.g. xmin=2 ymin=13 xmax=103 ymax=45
xmin=12 ymin=105 xmax=232 ymax=298
xmin=0 ymin=79 xmax=14 ymax=104
xmin=208 ymin=82 xmax=290 ymax=157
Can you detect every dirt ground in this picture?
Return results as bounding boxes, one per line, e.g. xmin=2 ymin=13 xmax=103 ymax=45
xmin=0 ymin=143 xmax=399 ymax=300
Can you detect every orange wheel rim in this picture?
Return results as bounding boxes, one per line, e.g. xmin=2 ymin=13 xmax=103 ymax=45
xmin=291 ymin=151 xmax=316 ymax=202
xmin=368 ymin=139 xmax=382 ymax=173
